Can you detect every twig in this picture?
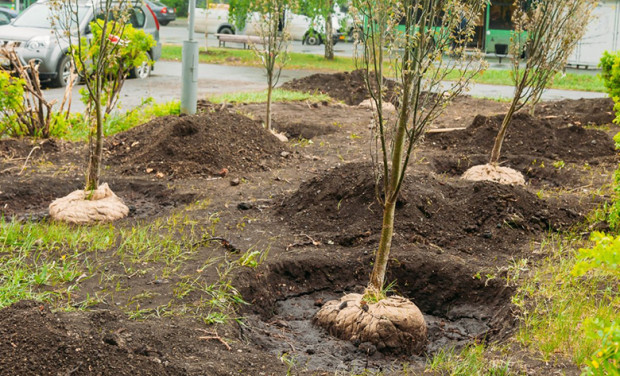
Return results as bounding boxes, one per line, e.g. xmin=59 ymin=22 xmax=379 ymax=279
xmin=193 ymin=236 xmax=240 ymax=253
xmin=285 ymin=234 xmax=321 ymax=251
xmin=197 ymin=329 xmax=231 ymax=351
xmin=17 ymin=146 xmax=40 ymax=176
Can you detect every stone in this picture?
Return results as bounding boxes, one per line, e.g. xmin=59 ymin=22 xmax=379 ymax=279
xmin=358 ymin=99 xmax=396 ymax=112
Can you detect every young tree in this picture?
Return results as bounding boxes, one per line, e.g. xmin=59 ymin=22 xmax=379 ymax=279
xmin=464 ymin=0 xmax=597 ymax=182
xmin=48 ymin=0 xmax=154 ymax=224
xmin=315 ymin=0 xmax=486 ymax=354
xmin=53 ymin=0 xmax=154 ymax=191
xmin=230 ymin=0 xmax=293 ymax=131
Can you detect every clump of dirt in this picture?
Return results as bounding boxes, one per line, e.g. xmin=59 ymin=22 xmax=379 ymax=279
xmin=107 ymin=110 xmax=289 ymax=178
xmin=279 ymin=162 xmax=582 ymax=258
xmin=426 ymin=112 xmax=615 ymax=162
xmin=0 ymin=301 xmax=186 ymax=376
xmin=534 ymin=97 xmax=615 ymax=126
xmin=281 ymin=70 xmax=399 ymax=106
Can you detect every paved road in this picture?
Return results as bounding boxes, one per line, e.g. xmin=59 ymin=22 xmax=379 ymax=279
xmin=43 ymin=58 xmax=607 ymax=114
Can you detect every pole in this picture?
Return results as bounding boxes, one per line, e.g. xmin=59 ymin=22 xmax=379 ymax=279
xmin=181 ymin=0 xmax=198 ymax=114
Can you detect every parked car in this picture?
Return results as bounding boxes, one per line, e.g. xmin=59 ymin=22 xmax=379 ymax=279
xmin=0 ymin=0 xmax=162 ymax=87
xmin=194 ymin=3 xmax=348 ymax=45
xmin=0 ymin=7 xmax=17 ymax=26
xmin=145 ymin=0 xmax=175 ymax=26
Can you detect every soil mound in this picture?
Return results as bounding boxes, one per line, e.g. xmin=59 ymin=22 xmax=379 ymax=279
xmin=279 ymin=163 xmax=582 ymax=257
xmin=427 ymin=112 xmax=615 ymax=162
xmin=107 ymin=110 xmax=289 ymax=178
xmin=0 ymin=301 xmax=185 ymax=376
xmin=281 ymin=70 xmax=399 ymax=106
xmin=534 ymin=97 xmax=615 ymax=126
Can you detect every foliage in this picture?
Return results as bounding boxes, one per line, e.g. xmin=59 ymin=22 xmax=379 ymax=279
xmin=0 ymin=71 xmax=25 ymax=137
xmin=0 ymin=47 xmax=72 ymax=138
xmin=427 ymin=344 xmax=512 ymax=375
xmin=75 ymin=21 xmax=155 ymax=116
xmin=488 ymin=0 xmax=598 ymax=164
xmin=571 ymin=233 xmax=620 ymax=375
xmin=600 ymin=51 xmax=620 ymax=125
xmin=514 ymin=233 xmax=619 ymax=371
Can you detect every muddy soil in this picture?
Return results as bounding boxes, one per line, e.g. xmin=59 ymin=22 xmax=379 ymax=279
xmin=0 ymin=87 xmax=616 ymax=375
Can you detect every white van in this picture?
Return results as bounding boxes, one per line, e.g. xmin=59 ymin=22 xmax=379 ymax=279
xmin=194 ymin=3 xmax=350 ymax=45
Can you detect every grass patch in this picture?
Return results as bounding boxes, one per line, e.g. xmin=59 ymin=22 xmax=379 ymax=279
xmin=426 ymin=344 xmax=512 ymax=375
xmin=162 ymin=44 xmax=356 ymax=72
xmin=0 ymin=218 xmax=116 ymax=308
xmin=513 ymin=233 xmax=619 ymax=369
xmin=207 ymin=89 xmax=331 ymax=104
xmin=62 ymin=98 xmax=180 ymax=141
xmin=162 ymin=45 xmax=606 ymax=92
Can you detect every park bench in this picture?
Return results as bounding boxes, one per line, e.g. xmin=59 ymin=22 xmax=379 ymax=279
xmin=214 ymin=34 xmax=265 ymax=49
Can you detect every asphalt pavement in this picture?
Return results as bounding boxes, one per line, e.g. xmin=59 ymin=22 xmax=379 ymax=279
xmin=40 ymin=23 xmax=608 ymax=114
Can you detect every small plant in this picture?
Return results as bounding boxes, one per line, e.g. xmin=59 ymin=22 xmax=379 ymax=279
xmin=553 ymin=160 xmax=565 ymax=170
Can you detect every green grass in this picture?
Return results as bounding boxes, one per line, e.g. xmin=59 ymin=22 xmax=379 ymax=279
xmin=161 ymin=45 xmax=606 ymax=92
xmin=207 ymin=88 xmax=331 ymax=104
xmin=0 ymin=218 xmax=115 ymax=308
xmin=162 ymin=44 xmax=357 ymax=71
xmin=513 ymin=233 xmax=619 ymax=368
xmin=61 ymin=98 xmax=180 ymax=141
xmin=426 ymin=344 xmax=512 ymax=375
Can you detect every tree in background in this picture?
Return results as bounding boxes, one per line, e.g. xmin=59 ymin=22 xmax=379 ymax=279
xmin=230 ymin=0 xmax=293 ymax=131
xmin=299 ymin=0 xmax=348 ymax=60
xmin=314 ymin=0 xmax=487 ymax=354
xmin=463 ymin=0 xmax=598 ymax=184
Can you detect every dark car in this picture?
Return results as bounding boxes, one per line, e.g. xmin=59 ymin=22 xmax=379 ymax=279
xmin=145 ymin=0 xmax=175 ymax=26
xmin=0 ymin=7 xmax=17 ymax=26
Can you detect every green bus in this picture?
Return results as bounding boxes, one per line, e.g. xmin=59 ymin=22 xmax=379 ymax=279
xmin=392 ymin=1 xmax=527 ymax=55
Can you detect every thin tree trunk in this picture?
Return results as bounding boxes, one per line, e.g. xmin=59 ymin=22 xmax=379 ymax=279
xmin=324 ymin=5 xmax=334 ymax=60
xmin=489 ymin=92 xmax=520 ymax=165
xmin=266 ymin=78 xmax=273 ymax=131
xmin=369 ymin=197 xmax=397 ymax=290
xmin=86 ymin=83 xmax=104 ymax=191
xmin=369 ymin=110 xmax=409 ymax=291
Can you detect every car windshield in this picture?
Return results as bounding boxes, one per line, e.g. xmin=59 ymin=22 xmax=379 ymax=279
xmin=12 ymin=3 xmax=90 ymax=30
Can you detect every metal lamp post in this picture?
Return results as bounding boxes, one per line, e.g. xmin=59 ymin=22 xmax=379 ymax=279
xmin=181 ymin=0 xmax=198 ymax=114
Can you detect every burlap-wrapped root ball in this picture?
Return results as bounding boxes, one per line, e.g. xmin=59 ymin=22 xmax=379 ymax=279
xmin=462 ymin=163 xmax=525 ymax=185
xmin=314 ymin=293 xmax=427 ymax=355
xmin=49 ymin=183 xmax=129 ymax=224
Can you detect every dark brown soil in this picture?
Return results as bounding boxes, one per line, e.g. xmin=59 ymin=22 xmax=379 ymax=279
xmin=0 ymin=84 xmax=615 ymax=375
xmin=534 ymin=97 xmax=615 ymax=126
xmin=107 ymin=109 xmax=290 ymax=178
xmin=0 ymin=301 xmax=186 ymax=376
xmin=281 ymin=70 xmax=399 ymax=106
xmin=279 ymin=163 xmax=582 ymax=258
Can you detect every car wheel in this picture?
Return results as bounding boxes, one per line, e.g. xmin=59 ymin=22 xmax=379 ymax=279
xmin=130 ymin=52 xmax=152 ymax=79
xmin=304 ymin=31 xmax=321 ymax=46
xmin=219 ymin=26 xmax=234 ymax=34
xmin=50 ymin=54 xmax=73 ymax=88
xmin=160 ymin=20 xmax=169 ymax=26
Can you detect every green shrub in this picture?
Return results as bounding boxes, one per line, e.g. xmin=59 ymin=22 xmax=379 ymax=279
xmin=0 ymin=71 xmax=25 ymax=137
xmin=600 ymin=51 xmax=620 ymax=124
xmin=572 ymin=232 xmax=620 ymax=375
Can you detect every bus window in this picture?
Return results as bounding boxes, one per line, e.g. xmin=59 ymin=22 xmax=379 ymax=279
xmin=489 ymin=2 xmax=515 ymax=30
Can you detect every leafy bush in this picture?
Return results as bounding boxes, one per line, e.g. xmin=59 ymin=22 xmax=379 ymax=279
xmin=572 ymin=232 xmax=620 ymax=375
xmin=0 ymin=71 xmax=25 ymax=137
xmin=600 ymin=51 xmax=620 ymax=124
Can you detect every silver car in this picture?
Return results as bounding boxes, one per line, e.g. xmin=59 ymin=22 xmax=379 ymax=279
xmin=0 ymin=0 xmax=162 ymax=87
